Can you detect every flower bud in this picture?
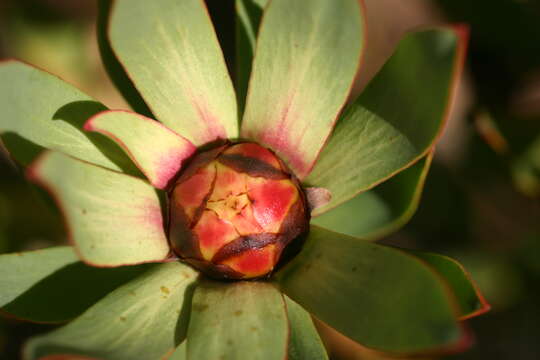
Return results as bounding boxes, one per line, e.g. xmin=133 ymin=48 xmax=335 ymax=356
xmin=168 ymin=142 xmax=309 ymax=279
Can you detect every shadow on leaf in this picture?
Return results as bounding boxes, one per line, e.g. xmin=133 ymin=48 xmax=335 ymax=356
xmin=52 ymin=101 xmax=141 ymax=176
xmin=2 ymin=261 xmax=153 ymax=323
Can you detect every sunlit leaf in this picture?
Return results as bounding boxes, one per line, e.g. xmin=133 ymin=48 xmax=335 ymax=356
xmin=25 ymin=262 xmax=198 ymax=360
xmin=241 ymin=0 xmax=365 ymax=179
xmin=85 ymin=110 xmax=196 ymax=189
xmin=29 ymin=152 xmax=169 ymax=267
xmin=0 ymin=60 xmax=135 ymax=173
xmin=187 ymin=281 xmax=288 ymax=360
xmin=306 ymin=27 xmax=467 ymax=210
xmin=109 ymin=0 xmax=238 ymax=146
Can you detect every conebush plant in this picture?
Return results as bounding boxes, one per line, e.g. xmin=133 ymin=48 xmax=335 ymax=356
xmin=0 ymin=0 xmax=489 ymax=359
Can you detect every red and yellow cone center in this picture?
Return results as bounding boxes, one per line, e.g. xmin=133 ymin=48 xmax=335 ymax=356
xmin=168 ymin=142 xmax=309 ymax=279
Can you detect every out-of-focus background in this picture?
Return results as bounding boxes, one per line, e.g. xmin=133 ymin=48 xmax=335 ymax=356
xmin=0 ymin=0 xmax=539 ymax=359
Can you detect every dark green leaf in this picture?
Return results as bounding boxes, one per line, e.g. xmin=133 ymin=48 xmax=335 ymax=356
xmin=276 ymin=226 xmax=465 ymax=354
xmin=414 ymin=252 xmax=490 ymax=320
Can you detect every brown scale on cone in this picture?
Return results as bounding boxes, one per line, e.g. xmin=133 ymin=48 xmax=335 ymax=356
xmin=168 ymin=142 xmax=309 ymax=279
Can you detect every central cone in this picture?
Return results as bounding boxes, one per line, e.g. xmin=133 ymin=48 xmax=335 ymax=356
xmin=168 ymin=142 xmax=309 ymax=279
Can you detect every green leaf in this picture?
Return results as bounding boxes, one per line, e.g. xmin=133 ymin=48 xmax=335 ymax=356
xmin=0 ymin=247 xmax=152 ymax=323
xmin=96 ymin=0 xmax=153 ymax=118
xmin=29 ymin=151 xmax=170 ymax=267
xmin=109 ymin=0 xmax=238 ymax=146
xmin=306 ymin=27 xmax=467 ymax=209
xmin=311 ymin=153 xmax=433 ymax=240
xmin=0 ymin=60 xmax=135 ymax=173
xmin=241 ymin=0 xmax=365 ymax=179
xmin=276 ymin=226 xmax=465 ymax=354
xmin=234 ymin=0 xmax=267 ymax=113
xmin=85 ymin=110 xmax=196 ymax=189
xmin=285 ymin=296 xmax=328 ymax=360
xmin=187 ymin=281 xmax=288 ymax=360
xmin=414 ymin=252 xmax=490 ymax=320
xmin=25 ymin=262 xmax=198 ymax=360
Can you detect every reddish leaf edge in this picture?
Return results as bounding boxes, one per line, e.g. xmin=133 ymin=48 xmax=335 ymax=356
xmin=84 ymin=109 xmax=197 ymax=190
xmin=364 ymin=246 xmax=474 ymax=356
xmin=427 ymin=23 xmax=470 ymax=155
xmin=314 ymin=315 xmax=474 ymax=358
xmin=26 ymin=151 xmax=173 ymax=269
xmin=298 ymin=0 xmax=368 ymax=180
xmin=241 ymin=0 xmax=367 ymax=180
xmin=400 ymin=244 xmax=489 ymax=324
xmin=309 ymin=24 xmax=470 ymax=216
xmin=424 ymin=253 xmax=491 ymax=321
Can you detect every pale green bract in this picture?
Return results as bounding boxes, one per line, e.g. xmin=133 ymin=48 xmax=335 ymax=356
xmin=30 ymin=152 xmax=170 ymax=267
